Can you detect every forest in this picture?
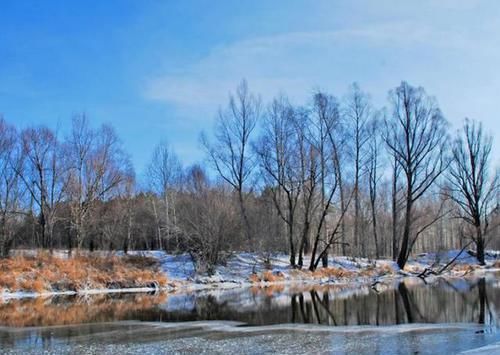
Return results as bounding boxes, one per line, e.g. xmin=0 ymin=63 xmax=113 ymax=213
xmin=1 ymin=80 xmax=498 ymax=273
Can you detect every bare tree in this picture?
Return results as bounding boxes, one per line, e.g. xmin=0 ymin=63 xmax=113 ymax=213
xmin=65 ymin=115 xmax=132 ymax=250
xmin=294 ymin=108 xmax=317 ymax=268
xmin=384 ymin=82 xmax=449 ymax=269
xmin=305 ymin=93 xmax=350 ymax=258
xmin=255 ymin=96 xmax=301 ymax=266
xmin=202 ymin=80 xmax=260 ymax=249
xmin=121 ymin=174 xmax=136 ymax=253
xmin=390 ymin=153 xmax=402 ymax=260
xmin=147 ymin=141 xmax=182 ymax=251
xmin=177 ymin=164 xmax=238 ymax=274
xmin=344 ymin=83 xmax=371 ymax=257
xmin=447 ymin=119 xmax=499 ymax=264
xmin=308 ymin=91 xmax=345 ymax=269
xmin=0 ymin=119 xmax=24 ymax=256
xmin=18 ymin=126 xmax=67 ymax=250
xmin=366 ymin=115 xmax=383 ymax=258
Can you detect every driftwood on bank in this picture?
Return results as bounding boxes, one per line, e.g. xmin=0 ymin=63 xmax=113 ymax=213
xmin=416 ymin=242 xmax=473 ymax=279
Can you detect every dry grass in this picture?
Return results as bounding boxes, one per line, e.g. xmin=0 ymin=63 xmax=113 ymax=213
xmin=376 ymin=264 xmax=395 ymax=276
xmin=0 ymin=252 xmax=167 ymax=293
xmin=288 ymin=268 xmax=312 ymax=279
xmin=403 ymin=264 xmax=426 ymax=274
xmin=312 ymin=267 xmax=353 ymax=279
xmin=249 ymin=270 xmax=285 ymax=283
xmin=451 ymin=264 xmax=478 ymax=273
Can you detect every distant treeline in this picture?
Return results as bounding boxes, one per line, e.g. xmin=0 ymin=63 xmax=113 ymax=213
xmin=0 ymin=80 xmax=498 ymax=272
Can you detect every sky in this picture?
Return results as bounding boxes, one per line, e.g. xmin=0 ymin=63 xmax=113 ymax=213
xmin=1 ymin=0 xmax=500 ymax=175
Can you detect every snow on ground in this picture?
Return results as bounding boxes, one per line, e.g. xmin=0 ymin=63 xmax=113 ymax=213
xmin=136 ymin=251 xmax=391 ymax=285
xmin=3 ymin=248 xmax=498 ymax=300
xmin=414 ymin=249 xmax=500 ymax=265
xmin=128 ymin=250 xmax=500 ymax=290
xmin=132 ymin=248 xmax=500 ymax=294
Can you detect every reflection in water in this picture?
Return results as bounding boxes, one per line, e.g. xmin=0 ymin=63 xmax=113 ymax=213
xmin=0 ymin=276 xmax=498 ymax=329
xmin=287 ymin=278 xmax=498 ymax=327
xmin=0 ymin=292 xmax=167 ymax=327
xmin=0 ymin=277 xmax=498 ymax=352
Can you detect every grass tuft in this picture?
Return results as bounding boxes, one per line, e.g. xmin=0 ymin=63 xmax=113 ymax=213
xmin=0 ymin=252 xmax=167 ymax=293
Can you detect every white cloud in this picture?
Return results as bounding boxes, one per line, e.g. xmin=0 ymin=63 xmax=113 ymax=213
xmin=142 ymin=10 xmax=500 ymax=164
xmin=144 ymin=19 xmax=491 ymax=108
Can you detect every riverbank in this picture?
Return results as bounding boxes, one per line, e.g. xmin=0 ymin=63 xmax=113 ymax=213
xmin=0 ymin=263 xmax=498 ymax=353
xmin=1 ymin=249 xmax=498 ymax=299
xmin=144 ymin=249 xmax=500 ymax=293
xmin=0 ymin=252 xmax=167 ymax=299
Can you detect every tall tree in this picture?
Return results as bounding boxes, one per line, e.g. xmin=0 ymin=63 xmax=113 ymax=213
xmin=65 ymin=115 xmax=132 ymax=250
xmin=147 ymin=141 xmax=182 ymax=251
xmin=366 ymin=115 xmax=383 ymax=258
xmin=344 ymin=83 xmax=371 ymax=256
xmin=384 ymin=82 xmax=449 ymax=269
xmin=308 ymin=91 xmax=345 ymax=269
xmin=448 ymin=119 xmax=499 ymax=264
xmin=256 ymin=96 xmax=301 ymax=266
xmin=19 ymin=126 xmax=67 ymax=250
xmin=202 ymin=79 xmax=260 ymax=249
xmin=0 ymin=118 xmax=24 ymax=256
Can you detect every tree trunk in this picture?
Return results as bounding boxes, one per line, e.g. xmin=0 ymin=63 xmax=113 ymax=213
xmin=371 ymin=200 xmax=380 ymax=259
xmin=397 ymin=197 xmax=412 ymax=269
xmin=391 ymin=165 xmax=398 ymax=261
xmin=238 ymin=190 xmax=253 ymax=251
xmin=288 ymin=218 xmax=296 ymax=266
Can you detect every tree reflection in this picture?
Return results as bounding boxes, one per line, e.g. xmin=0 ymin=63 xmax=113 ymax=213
xmin=285 ymin=277 xmax=498 ymax=326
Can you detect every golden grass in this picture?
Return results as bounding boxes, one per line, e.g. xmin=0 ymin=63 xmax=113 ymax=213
xmin=288 ymin=268 xmax=311 ymax=279
xmin=377 ymin=264 xmax=395 ymax=275
xmin=403 ymin=264 xmax=425 ymax=274
xmin=312 ymin=267 xmax=353 ymax=279
xmin=249 ymin=270 xmax=285 ymax=283
xmin=451 ymin=264 xmax=478 ymax=272
xmin=0 ymin=252 xmax=167 ymax=293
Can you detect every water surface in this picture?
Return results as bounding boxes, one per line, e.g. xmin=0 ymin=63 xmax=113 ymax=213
xmin=0 ymin=274 xmax=499 ymax=354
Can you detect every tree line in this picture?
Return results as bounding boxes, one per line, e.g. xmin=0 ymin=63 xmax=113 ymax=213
xmin=0 ymin=80 xmax=498 ymax=271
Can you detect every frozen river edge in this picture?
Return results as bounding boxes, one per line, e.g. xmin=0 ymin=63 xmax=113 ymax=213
xmin=1 ymin=320 xmax=499 ymax=354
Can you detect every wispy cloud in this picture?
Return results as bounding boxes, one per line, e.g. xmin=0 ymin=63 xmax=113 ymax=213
xmin=142 ymin=7 xmax=500 ymax=165
xmin=144 ymin=20 xmax=488 ymax=113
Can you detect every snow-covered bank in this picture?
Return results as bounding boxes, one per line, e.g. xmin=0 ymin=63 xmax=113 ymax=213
xmin=139 ymin=248 xmax=500 ymax=293
xmin=0 ymin=287 xmax=162 ymax=301
xmin=1 ymin=249 xmax=498 ymax=300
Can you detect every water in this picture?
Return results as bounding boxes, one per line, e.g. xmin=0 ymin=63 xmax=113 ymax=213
xmin=0 ymin=275 xmax=499 ymax=354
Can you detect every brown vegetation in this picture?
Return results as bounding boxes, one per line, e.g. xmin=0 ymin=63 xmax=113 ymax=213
xmin=249 ymin=264 xmax=396 ymax=285
xmin=451 ymin=264 xmax=479 ymax=273
xmin=249 ymin=270 xmax=285 ymax=283
xmin=312 ymin=267 xmax=354 ymax=279
xmin=0 ymin=252 xmax=167 ymax=293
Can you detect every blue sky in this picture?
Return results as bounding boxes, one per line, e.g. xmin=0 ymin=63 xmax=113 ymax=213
xmin=1 ymin=0 xmax=499 ymax=174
